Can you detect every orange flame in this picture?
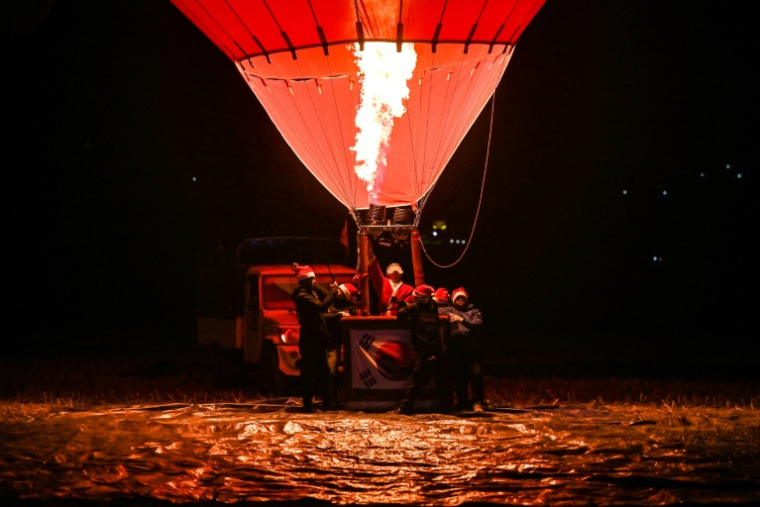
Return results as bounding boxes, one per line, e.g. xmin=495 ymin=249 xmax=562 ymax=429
xmin=351 ymin=42 xmax=417 ymax=203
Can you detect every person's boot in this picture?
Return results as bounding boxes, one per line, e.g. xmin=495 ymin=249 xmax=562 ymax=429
xmin=472 ymin=373 xmax=485 ymax=407
xmin=323 ymin=374 xmax=339 ymax=410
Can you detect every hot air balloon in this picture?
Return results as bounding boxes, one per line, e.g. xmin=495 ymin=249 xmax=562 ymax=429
xmin=169 ymin=0 xmax=545 ymax=312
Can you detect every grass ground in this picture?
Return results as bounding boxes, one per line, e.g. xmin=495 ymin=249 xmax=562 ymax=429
xmin=2 ymin=338 xmax=758 ymax=424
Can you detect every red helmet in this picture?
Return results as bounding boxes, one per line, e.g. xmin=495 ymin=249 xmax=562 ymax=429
xmin=412 ymin=284 xmax=434 ymax=300
xmin=433 ymin=287 xmax=450 ymax=304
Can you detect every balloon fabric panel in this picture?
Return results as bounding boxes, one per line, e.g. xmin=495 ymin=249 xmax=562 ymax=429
xmin=169 ymin=0 xmax=544 ymax=211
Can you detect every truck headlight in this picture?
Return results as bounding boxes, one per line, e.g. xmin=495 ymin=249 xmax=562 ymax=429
xmin=280 ymin=328 xmax=300 ymax=345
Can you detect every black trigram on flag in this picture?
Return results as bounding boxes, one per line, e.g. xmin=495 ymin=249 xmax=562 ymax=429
xmin=359 ymin=368 xmax=377 ymax=388
xmin=359 ymin=333 xmax=375 ymax=351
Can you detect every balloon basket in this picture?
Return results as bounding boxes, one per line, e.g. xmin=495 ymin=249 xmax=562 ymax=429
xmin=340 ymin=315 xmax=448 ymax=411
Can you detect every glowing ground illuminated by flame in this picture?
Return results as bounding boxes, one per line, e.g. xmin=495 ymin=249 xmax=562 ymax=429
xmin=1 ymin=399 xmax=758 ymax=505
xmin=351 ymin=42 xmax=417 ymax=203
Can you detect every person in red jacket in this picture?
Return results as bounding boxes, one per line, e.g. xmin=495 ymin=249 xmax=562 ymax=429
xmin=367 ymin=241 xmax=413 ymax=315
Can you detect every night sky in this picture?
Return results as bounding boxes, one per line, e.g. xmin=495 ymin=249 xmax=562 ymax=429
xmin=3 ymin=1 xmax=756 ymax=365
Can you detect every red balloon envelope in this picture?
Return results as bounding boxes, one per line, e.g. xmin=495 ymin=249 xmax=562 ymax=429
xmin=169 ymin=0 xmax=545 ymax=211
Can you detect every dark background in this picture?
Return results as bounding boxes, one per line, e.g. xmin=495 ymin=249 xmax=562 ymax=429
xmin=3 ymin=1 xmax=756 ymax=369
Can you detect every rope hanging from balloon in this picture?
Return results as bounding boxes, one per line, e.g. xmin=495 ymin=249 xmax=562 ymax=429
xmin=418 ymin=90 xmax=497 ymax=269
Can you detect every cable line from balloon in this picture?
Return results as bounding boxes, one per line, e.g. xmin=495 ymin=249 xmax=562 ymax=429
xmin=419 ymin=91 xmax=496 ymax=269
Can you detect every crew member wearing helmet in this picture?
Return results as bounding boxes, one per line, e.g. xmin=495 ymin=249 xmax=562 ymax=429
xmin=443 ymin=287 xmax=484 ymax=412
xmin=367 ymin=240 xmax=414 ymax=315
xmin=393 ymin=285 xmax=452 ymax=415
xmin=323 ymin=283 xmax=359 ymax=408
xmin=433 ymin=287 xmax=450 ymax=309
xmin=291 ymin=264 xmax=338 ymax=412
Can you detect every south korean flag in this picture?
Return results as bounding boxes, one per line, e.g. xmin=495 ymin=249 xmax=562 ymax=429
xmin=349 ymin=328 xmax=417 ymax=390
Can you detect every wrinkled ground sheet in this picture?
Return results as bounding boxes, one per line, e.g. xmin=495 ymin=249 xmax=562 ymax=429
xmin=1 ymin=398 xmax=758 ymax=506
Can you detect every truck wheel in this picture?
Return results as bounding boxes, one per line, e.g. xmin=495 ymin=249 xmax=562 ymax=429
xmin=260 ymin=341 xmax=286 ymax=398
xmin=259 ymin=341 xmax=277 ymax=398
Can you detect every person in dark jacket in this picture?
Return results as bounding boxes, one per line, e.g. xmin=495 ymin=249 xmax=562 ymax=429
xmin=291 ymin=263 xmax=338 ymax=412
xmin=323 ymin=282 xmax=359 ymax=408
xmin=393 ymin=285 xmax=452 ymax=414
xmin=442 ymin=287 xmax=484 ymax=411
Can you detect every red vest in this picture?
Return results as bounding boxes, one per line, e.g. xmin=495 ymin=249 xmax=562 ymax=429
xmin=368 ymin=259 xmax=413 ymax=315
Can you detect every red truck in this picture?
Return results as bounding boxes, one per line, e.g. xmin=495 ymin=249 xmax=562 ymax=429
xmin=197 ymin=237 xmax=355 ymax=395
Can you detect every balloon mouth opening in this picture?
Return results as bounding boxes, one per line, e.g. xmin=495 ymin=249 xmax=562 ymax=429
xmin=235 ymin=42 xmax=514 ymax=210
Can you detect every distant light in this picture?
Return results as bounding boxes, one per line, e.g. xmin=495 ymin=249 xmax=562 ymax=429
xmin=622 ymin=190 xmax=628 ymax=195
xmin=449 ymin=239 xmax=454 ymax=244
xmin=192 ymin=177 xmax=197 ymax=182
xmin=737 ymin=173 xmax=743 ymax=179
xmin=726 ymin=164 xmax=731 ymax=170
xmin=456 ymin=239 xmax=461 ymax=244
xmin=432 ymin=231 xmax=438 ymax=237
xmin=700 ymin=172 xmax=705 ymax=178
xmin=662 ymin=190 xmax=668 ymax=196
xmin=462 ymin=240 xmax=466 ymax=245
xmin=653 ymin=256 xmax=658 ymax=261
